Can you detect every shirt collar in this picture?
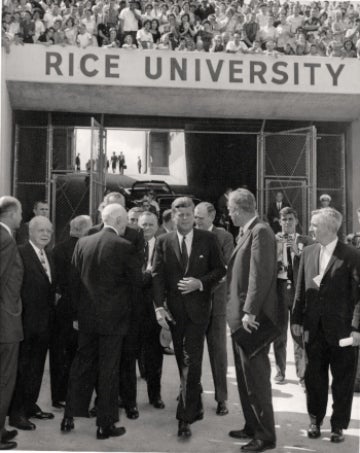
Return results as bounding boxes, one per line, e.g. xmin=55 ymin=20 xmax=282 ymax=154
xmin=208 ymin=224 xmax=214 ymax=232
xmin=243 ymin=216 xmax=257 ymax=234
xmin=0 ymin=222 xmax=12 ymax=237
xmin=103 ymin=225 xmax=118 ymax=235
xmin=177 ymin=228 xmax=194 ymax=243
xmin=321 ymin=237 xmax=338 ymax=254
xmin=147 ymin=236 xmax=156 ymax=246
xmin=29 ymin=240 xmax=44 ymax=254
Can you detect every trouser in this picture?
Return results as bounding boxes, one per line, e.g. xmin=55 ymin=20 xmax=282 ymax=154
xmin=232 ymin=339 xmax=276 ymax=443
xmin=10 ymin=332 xmax=49 ymax=419
xmin=0 ymin=343 xmax=19 ymax=431
xmin=170 ymin=310 xmax=207 ymax=423
xmin=273 ymin=279 xmax=305 ymax=379
xmin=305 ymin=324 xmax=357 ymax=429
xmin=49 ymin=313 xmax=78 ymax=403
xmin=65 ymin=331 xmax=124 ymax=428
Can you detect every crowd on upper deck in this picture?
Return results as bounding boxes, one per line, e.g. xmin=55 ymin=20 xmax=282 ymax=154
xmin=2 ymin=0 xmax=360 ymax=57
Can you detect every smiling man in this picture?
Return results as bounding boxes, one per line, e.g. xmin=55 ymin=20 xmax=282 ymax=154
xmin=152 ymin=197 xmax=225 ymax=438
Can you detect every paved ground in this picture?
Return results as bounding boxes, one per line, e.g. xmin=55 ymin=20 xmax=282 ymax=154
xmin=9 ymin=329 xmax=360 ymax=453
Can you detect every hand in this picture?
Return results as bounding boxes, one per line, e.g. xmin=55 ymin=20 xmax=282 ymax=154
xmin=242 ymin=313 xmax=259 ymax=333
xmin=73 ymin=320 xmax=79 ymax=331
xmin=177 ymin=277 xmax=201 ymax=295
xmin=291 ymin=324 xmax=303 ymax=337
xmin=155 ymin=307 xmax=174 ymax=329
xmin=351 ymin=331 xmax=360 ymax=347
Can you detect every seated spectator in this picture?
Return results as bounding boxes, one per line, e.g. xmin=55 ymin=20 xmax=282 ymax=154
xmin=64 ymin=17 xmax=78 ymax=46
xmin=258 ymin=15 xmax=277 ymax=48
xmin=308 ymin=43 xmax=319 ymax=56
xmin=221 ymin=31 xmax=231 ymax=47
xmin=341 ymin=38 xmax=356 ymax=58
xmin=20 ymin=10 xmax=35 ymax=43
xmin=196 ymin=19 xmax=213 ymax=51
xmin=103 ymin=27 xmax=120 ymax=47
xmin=121 ymin=32 xmax=137 ymax=49
xmin=327 ymin=32 xmax=344 ymax=57
xmin=76 ymin=23 xmax=93 ymax=48
xmin=37 ymin=26 xmax=55 ymax=45
xmin=185 ymin=36 xmax=195 ymax=50
xmin=136 ymin=19 xmax=154 ymax=49
xmin=209 ymin=33 xmax=224 ymax=52
xmin=283 ymin=41 xmax=295 ymax=55
xmin=179 ymin=12 xmax=197 ymax=39
xmin=149 ymin=18 xmax=161 ymax=44
xmin=195 ymin=36 xmax=205 ymax=51
xmin=226 ymin=32 xmax=248 ymax=53
xmin=264 ymin=38 xmax=278 ymax=56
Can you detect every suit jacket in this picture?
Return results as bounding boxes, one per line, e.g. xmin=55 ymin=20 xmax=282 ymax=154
xmin=0 ymin=225 xmax=24 ymax=343
xmin=19 ymin=242 xmax=56 ymax=338
xmin=152 ymin=229 xmax=226 ymax=325
xmin=71 ymin=228 xmax=143 ymax=335
xmin=226 ymin=218 xmax=278 ymax=333
xmin=53 ymin=236 xmax=79 ymax=317
xmin=292 ymin=241 xmax=360 ymax=346
xmin=267 ymin=201 xmax=289 ymax=232
xmin=211 ymin=226 xmax=235 ymax=315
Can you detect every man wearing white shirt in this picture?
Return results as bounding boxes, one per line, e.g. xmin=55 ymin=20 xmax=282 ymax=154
xmin=292 ymin=208 xmax=360 ymax=444
xmin=119 ymin=0 xmax=142 ymax=44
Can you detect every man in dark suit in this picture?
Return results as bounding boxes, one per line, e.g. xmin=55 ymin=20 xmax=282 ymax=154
xmin=9 ymin=216 xmax=56 ymax=431
xmin=152 ymin=197 xmax=226 ymax=438
xmin=138 ymin=211 xmax=165 ymax=409
xmin=292 ymin=207 xmax=360 ymax=444
xmin=194 ymin=202 xmax=234 ymax=416
xmin=50 ymin=215 xmax=93 ymax=409
xmin=227 ymin=188 xmax=278 ymax=452
xmin=267 ymin=191 xmax=289 ymax=233
xmin=61 ymin=204 xmax=142 ymax=439
xmin=156 ymin=209 xmax=174 ymax=237
xmin=273 ymin=207 xmax=313 ymax=385
xmin=0 ymin=196 xmax=24 ymax=450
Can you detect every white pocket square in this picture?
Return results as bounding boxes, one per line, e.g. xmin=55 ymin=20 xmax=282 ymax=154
xmin=199 ymin=255 xmax=204 ymax=259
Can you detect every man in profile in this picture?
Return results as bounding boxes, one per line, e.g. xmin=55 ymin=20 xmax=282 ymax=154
xmin=227 ymin=188 xmax=278 ymax=452
xmin=0 ymin=196 xmax=24 ymax=450
xmin=292 ymin=208 xmax=360 ymax=443
xmin=61 ymin=204 xmax=142 ymax=439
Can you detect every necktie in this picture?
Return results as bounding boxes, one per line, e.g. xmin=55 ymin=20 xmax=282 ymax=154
xmin=236 ymin=227 xmax=244 ymax=243
xmin=39 ymin=249 xmax=51 ymax=281
xmin=277 ymin=202 xmax=281 ymax=210
xmin=181 ymin=235 xmax=188 ymax=271
xmin=286 ymin=245 xmax=293 ymax=283
xmin=144 ymin=241 xmax=149 ymax=269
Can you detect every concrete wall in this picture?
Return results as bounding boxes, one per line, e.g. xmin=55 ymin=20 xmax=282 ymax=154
xmin=347 ymin=118 xmax=360 ymax=233
xmin=1 ymin=52 xmax=13 ymax=196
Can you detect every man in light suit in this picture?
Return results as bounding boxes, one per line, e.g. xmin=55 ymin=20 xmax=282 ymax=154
xmin=61 ymin=204 xmax=143 ymax=439
xmin=227 ymin=188 xmax=278 ymax=452
xmin=9 ymin=216 xmax=56 ymax=431
xmin=292 ymin=208 xmax=360 ymax=443
xmin=194 ymin=202 xmax=234 ymax=416
xmin=152 ymin=197 xmax=226 ymax=438
xmin=0 ymin=196 xmax=23 ymax=450
xmin=273 ymin=207 xmax=313 ymax=385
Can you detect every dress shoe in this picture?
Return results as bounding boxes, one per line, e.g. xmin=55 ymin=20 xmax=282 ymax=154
xmin=216 ymin=401 xmax=229 ymax=416
xmin=96 ymin=425 xmax=126 ymax=440
xmin=125 ymin=406 xmax=139 ymax=420
xmin=229 ymin=428 xmax=253 ymax=439
xmin=150 ymin=398 xmax=165 ymax=409
xmin=31 ymin=409 xmax=54 ymax=420
xmin=0 ymin=441 xmax=17 ymax=450
xmin=177 ymin=421 xmax=191 ymax=438
xmin=330 ymin=428 xmax=344 ymax=443
xmin=60 ymin=417 xmax=74 ymax=433
xmin=1 ymin=430 xmax=18 ymax=443
xmin=9 ymin=417 xmax=36 ymax=431
xmin=274 ymin=372 xmax=285 ymax=384
xmin=307 ymin=423 xmax=321 ymax=439
xmin=241 ymin=439 xmax=276 ymax=452
xmin=52 ymin=401 xmax=66 ymax=409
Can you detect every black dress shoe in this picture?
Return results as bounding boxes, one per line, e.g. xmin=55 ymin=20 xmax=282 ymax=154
xmin=60 ymin=417 xmax=74 ymax=433
xmin=96 ymin=425 xmax=126 ymax=440
xmin=241 ymin=439 xmax=276 ymax=452
xmin=150 ymin=398 xmax=165 ymax=409
xmin=216 ymin=401 xmax=229 ymax=416
xmin=330 ymin=428 xmax=344 ymax=443
xmin=125 ymin=406 xmax=139 ymax=420
xmin=9 ymin=417 xmax=36 ymax=431
xmin=1 ymin=430 xmax=18 ymax=443
xmin=0 ymin=441 xmax=17 ymax=450
xmin=307 ymin=423 xmax=321 ymax=439
xmin=229 ymin=428 xmax=253 ymax=439
xmin=177 ymin=421 xmax=191 ymax=438
xmin=31 ymin=410 xmax=54 ymax=420
xmin=52 ymin=401 xmax=66 ymax=409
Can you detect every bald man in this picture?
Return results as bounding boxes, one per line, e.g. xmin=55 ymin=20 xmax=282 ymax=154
xmin=9 ymin=216 xmax=56 ymax=431
xmin=61 ymin=204 xmax=143 ymax=440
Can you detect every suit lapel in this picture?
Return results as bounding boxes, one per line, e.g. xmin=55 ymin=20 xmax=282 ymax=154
xmin=313 ymin=243 xmax=321 ymax=276
xmin=170 ymin=232 xmax=182 ymax=267
xmin=322 ymin=242 xmax=341 ymax=278
xmin=187 ymin=229 xmax=200 ymax=275
xmin=229 ymin=218 xmax=258 ymax=261
xmin=27 ymin=243 xmax=50 ymax=282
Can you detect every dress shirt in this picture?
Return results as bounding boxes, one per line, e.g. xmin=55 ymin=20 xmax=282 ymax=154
xmin=29 ymin=240 xmax=52 ymax=282
xmin=145 ymin=236 xmax=156 ymax=271
xmin=0 ymin=221 xmax=12 ymax=237
xmin=243 ymin=216 xmax=257 ymax=234
xmin=277 ymin=233 xmax=297 ymax=280
xmin=319 ymin=237 xmax=338 ymax=275
xmin=177 ymin=229 xmax=194 ymax=257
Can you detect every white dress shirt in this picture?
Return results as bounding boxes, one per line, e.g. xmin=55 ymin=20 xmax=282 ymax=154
xmin=29 ymin=240 xmax=52 ymax=282
xmin=319 ymin=237 xmax=338 ymax=275
xmin=145 ymin=236 xmax=156 ymax=271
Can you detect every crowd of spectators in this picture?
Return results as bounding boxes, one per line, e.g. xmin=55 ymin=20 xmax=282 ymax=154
xmin=2 ymin=0 xmax=360 ymax=57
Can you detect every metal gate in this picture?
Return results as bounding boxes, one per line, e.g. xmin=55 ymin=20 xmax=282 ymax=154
xmin=257 ymin=126 xmax=317 ymax=233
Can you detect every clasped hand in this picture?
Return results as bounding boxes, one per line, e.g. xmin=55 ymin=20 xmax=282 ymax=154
xmin=177 ymin=277 xmax=201 ymax=295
